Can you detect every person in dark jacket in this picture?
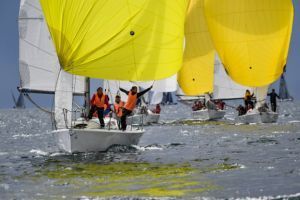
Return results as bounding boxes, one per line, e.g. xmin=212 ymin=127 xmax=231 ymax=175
xmin=119 ymin=86 xmax=152 ymax=131
xmin=244 ymin=89 xmax=254 ymax=108
xmin=267 ymin=89 xmax=280 ymax=112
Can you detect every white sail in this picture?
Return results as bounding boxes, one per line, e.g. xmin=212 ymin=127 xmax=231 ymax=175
xmin=150 ymin=92 xmax=164 ymax=105
xmin=104 ymin=75 xmax=177 ymax=103
xmin=213 ymin=54 xmax=252 ymax=100
xmin=18 ymin=0 xmax=85 ymax=94
xmin=55 ymin=71 xmax=73 ymax=129
xmin=254 ymin=86 xmax=269 ymax=109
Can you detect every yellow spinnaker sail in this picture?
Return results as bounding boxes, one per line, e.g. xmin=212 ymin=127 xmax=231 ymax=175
xmin=178 ymin=0 xmax=214 ymax=96
xmin=40 ymin=0 xmax=188 ymax=81
xmin=204 ymin=0 xmax=294 ymax=87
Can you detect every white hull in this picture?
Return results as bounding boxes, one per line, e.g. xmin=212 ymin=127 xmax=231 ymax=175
xmin=53 ymin=117 xmax=144 ymax=153
xmin=192 ymin=109 xmax=226 ymax=121
xmin=236 ymin=111 xmax=279 ymax=124
xmin=53 ymin=128 xmax=144 ymax=153
xmin=127 ymin=113 xmax=160 ymax=126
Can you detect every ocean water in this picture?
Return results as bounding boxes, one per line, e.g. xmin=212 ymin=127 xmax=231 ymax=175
xmin=0 ymin=101 xmax=300 ymax=199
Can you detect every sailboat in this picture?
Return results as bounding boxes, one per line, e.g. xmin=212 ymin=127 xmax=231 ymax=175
xmin=279 ymin=72 xmax=293 ymax=101
xmin=190 ymin=54 xmax=252 ymax=121
xmin=104 ymin=75 xmax=177 ymax=125
xmin=204 ymin=0 xmax=294 ymax=124
xmin=12 ymin=91 xmax=25 ymax=109
xmin=34 ymin=0 xmax=188 ymax=152
xmin=178 ymin=0 xmax=251 ymax=121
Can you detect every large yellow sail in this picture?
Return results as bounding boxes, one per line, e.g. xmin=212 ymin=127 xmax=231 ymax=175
xmin=40 ymin=0 xmax=188 ymax=81
xmin=204 ymin=0 xmax=294 ymax=87
xmin=178 ymin=0 xmax=214 ymax=96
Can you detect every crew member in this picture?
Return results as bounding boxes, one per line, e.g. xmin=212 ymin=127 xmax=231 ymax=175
xmin=267 ymin=89 xmax=280 ymax=112
xmin=244 ymin=90 xmax=254 ymax=109
xmin=120 ymin=86 xmax=152 ymax=131
xmin=152 ymin=104 xmax=161 ymax=114
xmin=88 ymin=87 xmax=109 ymax=128
xmin=114 ymin=95 xmax=124 ymax=129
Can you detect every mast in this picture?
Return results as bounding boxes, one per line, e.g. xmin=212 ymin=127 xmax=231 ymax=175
xmin=84 ymin=78 xmax=90 ymax=116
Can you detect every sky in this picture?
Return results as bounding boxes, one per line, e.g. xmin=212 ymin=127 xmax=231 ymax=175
xmin=0 ymin=0 xmax=299 ymax=109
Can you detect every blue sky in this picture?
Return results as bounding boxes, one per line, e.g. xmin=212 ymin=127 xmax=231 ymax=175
xmin=0 ymin=0 xmax=299 ymax=108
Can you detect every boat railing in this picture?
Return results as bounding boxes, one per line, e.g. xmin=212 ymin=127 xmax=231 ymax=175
xmin=62 ymin=108 xmax=144 ymax=131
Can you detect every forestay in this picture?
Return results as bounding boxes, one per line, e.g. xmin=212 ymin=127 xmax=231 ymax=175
xmin=19 ymin=0 xmax=85 ymax=94
xmin=40 ymin=0 xmax=189 ymax=81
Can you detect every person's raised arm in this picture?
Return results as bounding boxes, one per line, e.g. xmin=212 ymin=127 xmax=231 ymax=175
xmin=119 ymin=88 xmax=129 ymax=95
xmin=137 ymin=86 xmax=152 ymax=98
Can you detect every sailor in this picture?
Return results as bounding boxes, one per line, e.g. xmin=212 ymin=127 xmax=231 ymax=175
xmin=236 ymin=105 xmax=246 ymax=116
xmin=113 ymin=95 xmax=124 ymax=129
xmin=88 ymin=87 xmax=109 ymax=128
xmin=192 ymin=101 xmax=199 ymax=111
xmin=267 ymin=89 xmax=280 ymax=112
xmin=246 ymin=103 xmax=254 ymax=113
xmin=244 ymin=90 xmax=254 ymax=108
xmin=205 ymin=93 xmax=217 ymax=110
xmin=119 ymin=86 xmax=153 ymax=131
xmin=215 ymin=100 xmax=225 ymax=110
xmin=151 ymin=104 xmax=161 ymax=114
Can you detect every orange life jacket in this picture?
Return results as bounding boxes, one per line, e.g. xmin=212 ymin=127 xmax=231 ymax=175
xmin=114 ymin=101 xmax=124 ymax=117
xmin=124 ymin=91 xmax=137 ymax=111
xmin=93 ymin=93 xmax=106 ymax=108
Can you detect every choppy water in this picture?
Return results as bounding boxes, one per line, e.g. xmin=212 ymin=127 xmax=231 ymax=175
xmin=0 ymin=101 xmax=300 ymax=199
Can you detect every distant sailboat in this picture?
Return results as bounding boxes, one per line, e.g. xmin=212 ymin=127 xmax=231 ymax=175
xmin=204 ymin=0 xmax=294 ymax=124
xmin=12 ymin=91 xmax=25 ymax=109
xmin=279 ymin=73 xmax=293 ymax=101
xmin=178 ymin=0 xmax=251 ymax=121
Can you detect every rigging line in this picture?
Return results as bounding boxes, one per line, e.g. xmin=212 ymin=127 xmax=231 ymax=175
xmin=225 ymin=104 xmax=238 ymax=109
xmin=151 ymin=81 xmax=155 ymax=87
xmin=106 ymin=80 xmax=114 ymax=104
xmin=22 ymin=39 xmax=57 ymax=57
xmin=71 ymin=75 xmax=77 ymax=128
xmin=24 ymin=93 xmax=53 ymax=114
xmin=117 ymin=81 xmax=121 ymax=95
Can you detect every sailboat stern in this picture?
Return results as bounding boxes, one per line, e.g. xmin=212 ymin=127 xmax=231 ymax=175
xmin=260 ymin=112 xmax=279 ymax=124
xmin=192 ymin=109 xmax=225 ymax=121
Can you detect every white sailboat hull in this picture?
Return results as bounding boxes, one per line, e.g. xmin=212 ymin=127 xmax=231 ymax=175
xmin=53 ymin=128 xmax=144 ymax=153
xmin=260 ymin=112 xmax=279 ymax=123
xmin=127 ymin=113 xmax=160 ymax=126
xmin=192 ymin=109 xmax=226 ymax=121
xmin=236 ymin=111 xmax=278 ymax=124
